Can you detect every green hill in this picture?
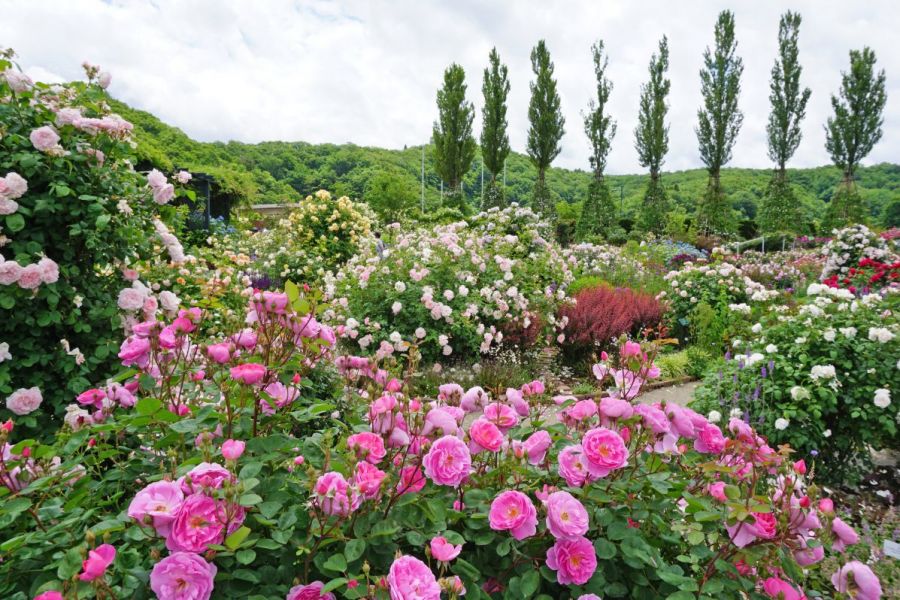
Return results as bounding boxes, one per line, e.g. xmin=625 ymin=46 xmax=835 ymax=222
xmin=111 ymin=99 xmax=900 ymax=230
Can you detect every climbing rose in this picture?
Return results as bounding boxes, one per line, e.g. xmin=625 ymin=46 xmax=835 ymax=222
xmin=727 ymin=512 xmax=777 ymax=548
xmin=352 ymin=461 xmax=386 ymax=499
xmin=557 ymin=444 xmax=592 ymax=487
xmin=166 ymin=494 xmax=225 ymax=553
xmin=694 ymin=423 xmax=727 ymax=454
xmin=182 ymin=462 xmax=233 ymax=493
xmin=127 ymin=480 xmax=184 ymax=537
xmin=79 ymin=544 xmax=115 ymax=581
xmin=17 ymin=264 xmax=42 ymax=289
xmin=761 ymin=577 xmax=805 ymax=600
xmin=33 ymin=592 xmax=63 ymax=600
xmin=831 ymin=517 xmax=859 ymax=552
xmin=286 ymin=581 xmax=336 ymax=600
xmin=229 ymin=363 xmax=267 ymax=385
xmin=545 ymin=491 xmax=589 ymax=540
xmin=489 ymin=490 xmax=537 ymax=540
xmin=581 ymin=427 xmax=628 ymax=477
xmin=387 ymin=555 xmax=441 ymax=600
xmin=545 ymin=536 xmax=597 ymax=585
xmin=221 ymin=439 xmax=245 ymax=460
xmin=5 ymin=387 xmax=42 ymax=415
xmin=429 ymin=536 xmax=462 ymax=561
xmin=831 ymin=561 xmax=882 ymax=599
xmin=468 ymin=418 xmax=504 ymax=453
xmin=522 ymin=430 xmax=552 ymax=465
xmin=29 ymin=126 xmax=60 ymax=151
xmin=150 ymin=552 xmax=217 ymax=600
xmin=422 ymin=435 xmax=471 ymax=487
xmin=314 ymin=471 xmax=360 ymax=517
xmin=347 ymin=432 xmax=387 ymax=464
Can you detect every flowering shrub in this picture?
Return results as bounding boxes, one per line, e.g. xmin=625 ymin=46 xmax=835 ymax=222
xmin=213 ymin=191 xmax=374 ymax=286
xmin=692 ymin=283 xmax=899 ymax=483
xmin=822 ymin=257 xmax=900 ymax=295
xmin=0 ymin=310 xmax=878 ymax=598
xmin=660 ymin=261 xmax=776 ymax=339
xmin=558 ymin=287 xmax=664 ymax=363
xmin=820 ymin=224 xmax=898 ymax=281
xmin=324 ymin=205 xmax=572 ymax=363
xmin=0 ymin=54 xmax=190 ymax=430
xmin=719 ymin=248 xmax=823 ymax=293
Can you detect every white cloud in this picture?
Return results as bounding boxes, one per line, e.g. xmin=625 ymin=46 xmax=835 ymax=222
xmin=2 ymin=0 xmax=897 ymax=174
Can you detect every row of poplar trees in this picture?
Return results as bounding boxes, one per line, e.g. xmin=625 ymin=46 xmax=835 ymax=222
xmin=431 ymin=10 xmax=887 ymax=238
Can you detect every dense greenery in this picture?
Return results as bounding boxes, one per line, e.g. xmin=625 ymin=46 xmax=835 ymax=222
xmin=526 ymin=40 xmax=566 ymax=220
xmin=480 ymin=47 xmax=511 ymax=210
xmin=431 ymin=63 xmax=476 ymax=210
xmin=110 ymin=99 xmax=900 ymax=234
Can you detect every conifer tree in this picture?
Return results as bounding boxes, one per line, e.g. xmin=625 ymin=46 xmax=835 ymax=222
xmin=527 ymin=40 xmax=565 ymax=220
xmin=823 ymin=47 xmax=887 ymax=229
xmin=480 ymin=48 xmax=511 ymax=210
xmin=695 ymin=10 xmax=744 ymax=236
xmin=432 ymin=63 xmax=476 ymax=210
xmin=759 ymin=11 xmax=811 ymax=234
xmin=634 ymin=36 xmax=671 ymax=235
xmin=577 ymin=40 xmax=616 ymax=240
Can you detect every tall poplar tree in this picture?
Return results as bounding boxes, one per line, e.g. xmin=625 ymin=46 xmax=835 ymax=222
xmin=759 ymin=11 xmax=811 ymax=234
xmin=432 ymin=63 xmax=476 ymax=211
xmin=527 ymin=39 xmax=565 ymax=220
xmin=480 ymin=47 xmax=511 ymax=210
xmin=634 ymin=36 xmax=671 ymax=234
xmin=577 ymin=40 xmax=617 ymax=240
xmin=695 ymin=10 xmax=743 ymax=236
xmin=823 ymin=47 xmax=887 ymax=229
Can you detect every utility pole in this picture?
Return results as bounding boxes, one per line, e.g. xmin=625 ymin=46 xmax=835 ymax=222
xmin=480 ymin=159 xmax=484 ymax=204
xmin=420 ymin=145 xmax=425 ymax=211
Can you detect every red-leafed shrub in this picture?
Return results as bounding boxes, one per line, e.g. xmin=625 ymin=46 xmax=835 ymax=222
xmin=559 ymin=286 xmax=665 ymax=362
xmin=499 ymin=312 xmax=545 ymax=349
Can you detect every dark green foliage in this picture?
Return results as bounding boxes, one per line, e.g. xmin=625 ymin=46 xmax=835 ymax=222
xmin=634 ymin=37 xmax=671 ymax=233
xmin=527 ymin=40 xmax=565 ymax=218
xmin=480 ymin=47 xmax=511 ymax=185
xmin=696 ymin=10 xmax=744 ymax=236
xmin=824 ymin=47 xmax=887 ymax=228
xmin=638 ymin=177 xmax=671 ymax=235
xmin=363 ymin=170 xmax=418 ymax=222
xmin=759 ymin=12 xmax=811 ymax=235
xmin=578 ymin=40 xmax=616 ymax=239
xmin=431 ymin=63 xmax=476 ymax=197
xmin=481 ymin=180 xmax=506 ymax=210
xmin=758 ymin=176 xmax=803 ymax=234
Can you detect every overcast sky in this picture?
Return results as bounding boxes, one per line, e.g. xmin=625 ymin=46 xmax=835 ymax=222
xmin=2 ymin=0 xmax=898 ymax=174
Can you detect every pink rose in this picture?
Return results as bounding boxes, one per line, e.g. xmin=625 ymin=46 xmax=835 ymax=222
xmin=118 ymin=336 xmax=151 ymax=368
xmin=118 ymin=287 xmax=146 ymax=311
xmin=694 ymin=423 xmax=727 ymax=454
xmin=831 ymin=561 xmax=881 ymax=599
xmin=353 ymin=461 xmax=386 ymax=499
xmin=30 ymin=126 xmax=60 ymax=151
xmin=423 ymin=435 xmax=471 ymax=487
xmin=3 ymin=172 xmax=27 ymax=198
xmin=484 ymin=402 xmax=519 ymax=430
xmin=166 ymin=494 xmax=225 ymax=552
xmin=5 ymin=387 xmax=42 ymax=416
xmin=468 ymin=418 xmax=504 ymax=454
xmin=581 ymin=427 xmax=628 ymax=478
xmin=0 ymin=260 xmax=22 ymax=285
xmin=3 ymin=68 xmax=32 ymax=93
xmin=387 ymin=555 xmax=441 ymax=600
xmin=206 ymin=342 xmax=232 ymax=364
xmin=79 ymin=543 xmax=115 ymax=581
xmin=230 ymin=363 xmax=267 ymax=385
xmin=429 ymin=536 xmax=462 ymax=562
xmin=347 ymin=432 xmax=387 ymax=464
xmin=182 ymin=462 xmax=233 ymax=493
xmin=314 ymin=471 xmax=360 ymax=517
xmin=599 ymin=397 xmax=633 ymax=420
xmin=545 ymin=536 xmax=597 ymax=585
xmin=762 ymin=577 xmax=805 ymax=600
xmin=558 ymin=444 xmax=593 ymax=487
xmin=523 ymin=430 xmax=551 ymax=465
xmin=286 ymin=581 xmax=336 ymax=600
xmin=153 ymin=183 xmax=175 ymax=205
xmin=221 ymin=439 xmax=245 ymax=460
xmin=0 ymin=197 xmax=18 ymax=215
xmin=831 ymin=517 xmax=859 ymax=552
xmin=818 ymin=498 xmax=834 ymax=514
xmin=150 ymin=552 xmax=217 ymax=600
xmin=460 ymin=386 xmax=487 ymax=412
xmin=727 ymin=512 xmax=777 ymax=548
xmin=621 ymin=340 xmax=642 ymax=357
xmin=175 ymin=170 xmax=192 ymax=184
xmin=489 ymin=490 xmax=537 ymax=540
xmin=37 ymin=257 xmax=59 ymax=284
xmin=793 ymin=543 xmax=824 ymax=567
xmin=707 ymin=481 xmax=728 ymax=502
xmin=147 ymin=169 xmax=168 ymax=189
xmin=33 ymin=592 xmax=64 ymax=600
xmin=17 ymin=264 xmax=43 ymax=289
xmin=546 ymin=491 xmax=589 ymax=539
xmin=396 ymin=465 xmax=426 ymax=495
xmin=77 ymin=388 xmax=107 ymax=410
xmin=128 ymin=480 xmax=184 ymax=537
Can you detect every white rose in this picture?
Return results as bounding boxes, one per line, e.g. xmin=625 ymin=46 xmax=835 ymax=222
xmin=874 ymin=388 xmax=891 ymax=409
xmin=774 ymin=418 xmax=789 ymax=431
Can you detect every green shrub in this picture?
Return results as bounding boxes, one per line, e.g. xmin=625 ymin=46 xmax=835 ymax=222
xmin=568 ymin=275 xmax=606 ymax=297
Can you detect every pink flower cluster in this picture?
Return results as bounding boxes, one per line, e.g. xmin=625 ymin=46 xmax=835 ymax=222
xmin=0 ymin=171 xmax=27 ymax=215
xmin=0 ymin=255 xmax=59 ymax=290
xmin=147 ymin=169 xmax=175 ymax=205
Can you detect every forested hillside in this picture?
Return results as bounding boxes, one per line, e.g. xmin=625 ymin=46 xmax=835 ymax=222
xmin=112 ymin=99 xmax=899 ymax=228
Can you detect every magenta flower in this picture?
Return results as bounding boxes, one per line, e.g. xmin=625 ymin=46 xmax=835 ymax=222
xmin=545 ymin=536 xmax=597 ymax=585
xmin=387 ymin=555 xmax=441 ymax=600
xmin=314 ymin=472 xmax=360 ymax=517
xmin=166 ymin=494 xmax=226 ymax=553
xmin=429 ymin=536 xmax=462 ymax=562
xmin=79 ymin=543 xmax=115 ymax=581
xmin=694 ymin=423 xmax=727 ymax=454
xmin=831 ymin=561 xmax=882 ymax=599
xmin=468 ymin=418 xmax=504 ymax=454
xmin=33 ymin=592 xmax=63 ymax=600
xmin=127 ymin=480 xmax=184 ymax=537
xmin=545 ymin=491 xmax=589 ymax=540
xmin=221 ymin=439 xmax=246 ymax=461
xmin=489 ymin=490 xmax=537 ymax=540
xmin=557 ymin=444 xmax=593 ymax=488
xmin=353 ymin=461 xmax=386 ymax=499
xmin=422 ymin=435 xmax=471 ymax=487
xmin=150 ymin=552 xmax=217 ymax=600
xmin=762 ymin=577 xmax=805 ymax=600
xmin=346 ymin=432 xmax=387 ymax=464
xmin=286 ymin=581 xmax=336 ymax=600
xmin=229 ymin=363 xmax=267 ymax=385
xmin=581 ymin=427 xmax=628 ymax=478
xmin=523 ymin=430 xmax=552 ymax=465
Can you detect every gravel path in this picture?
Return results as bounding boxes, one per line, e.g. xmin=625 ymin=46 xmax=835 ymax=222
xmin=634 ymin=381 xmax=700 ymax=407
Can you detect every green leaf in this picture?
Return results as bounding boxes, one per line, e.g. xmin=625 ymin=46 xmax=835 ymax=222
xmin=225 ymin=526 xmax=251 ymax=550
xmin=3 ymin=497 xmax=31 ymax=517
xmin=323 ymin=553 xmax=347 ymax=572
xmin=5 ymin=214 xmax=25 ymax=232
xmin=594 ymin=537 xmax=617 ymax=559
xmin=135 ymin=397 xmax=162 ymax=415
xmin=451 ymin=557 xmax=480 ymax=581
xmin=520 ymin=569 xmax=540 ymax=597
xmin=235 ymin=549 xmax=256 ymax=565
xmin=322 ymin=578 xmax=349 ymax=594
xmin=344 ymin=538 xmax=366 ymax=562
xmin=239 ymin=494 xmax=263 ymax=507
